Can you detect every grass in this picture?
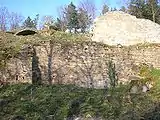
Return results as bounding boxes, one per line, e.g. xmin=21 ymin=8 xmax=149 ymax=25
xmin=0 ymin=84 xmax=104 ymax=120
xmin=0 ymin=76 xmax=160 ymax=120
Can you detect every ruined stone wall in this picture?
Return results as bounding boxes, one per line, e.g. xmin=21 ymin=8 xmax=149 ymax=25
xmin=1 ymin=42 xmax=160 ymax=88
xmin=91 ymin=11 xmax=160 ymax=46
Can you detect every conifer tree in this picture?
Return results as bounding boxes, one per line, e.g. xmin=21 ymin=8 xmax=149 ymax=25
xmin=23 ymin=14 xmax=39 ymax=29
xmin=65 ymin=2 xmax=79 ymax=33
xmin=102 ymin=4 xmax=109 ymax=15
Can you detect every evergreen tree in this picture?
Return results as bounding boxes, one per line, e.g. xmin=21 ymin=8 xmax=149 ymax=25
xmin=120 ymin=6 xmax=127 ymax=12
xmin=102 ymin=4 xmax=109 ymax=15
xmin=23 ymin=14 xmax=39 ymax=29
xmin=128 ymin=0 xmax=160 ymax=24
xmin=111 ymin=7 xmax=118 ymax=11
xmin=23 ymin=16 xmax=35 ymax=28
xmin=65 ymin=2 xmax=79 ymax=33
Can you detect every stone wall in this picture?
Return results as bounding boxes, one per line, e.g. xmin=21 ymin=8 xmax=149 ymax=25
xmin=91 ymin=11 xmax=160 ymax=46
xmin=1 ymin=41 xmax=160 ymax=88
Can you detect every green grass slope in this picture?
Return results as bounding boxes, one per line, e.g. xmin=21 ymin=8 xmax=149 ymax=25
xmin=0 ymin=74 xmax=160 ymax=120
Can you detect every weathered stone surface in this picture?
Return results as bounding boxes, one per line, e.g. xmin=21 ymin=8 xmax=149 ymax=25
xmin=1 ymin=42 xmax=160 ymax=88
xmin=91 ymin=11 xmax=160 ymax=46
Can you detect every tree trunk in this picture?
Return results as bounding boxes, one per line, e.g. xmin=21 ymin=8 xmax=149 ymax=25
xmin=151 ymin=4 xmax=156 ymax=22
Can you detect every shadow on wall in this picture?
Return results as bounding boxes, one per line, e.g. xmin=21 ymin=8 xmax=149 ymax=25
xmin=32 ymin=46 xmax=42 ymax=84
xmin=48 ymin=40 xmax=53 ymax=85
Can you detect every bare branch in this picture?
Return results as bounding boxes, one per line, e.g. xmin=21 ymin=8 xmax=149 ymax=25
xmin=78 ymin=0 xmax=96 ymax=22
xmin=0 ymin=6 xmax=9 ymax=31
xmin=9 ymin=12 xmax=24 ymax=30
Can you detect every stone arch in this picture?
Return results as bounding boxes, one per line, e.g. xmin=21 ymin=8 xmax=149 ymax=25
xmin=15 ymin=28 xmax=37 ymax=36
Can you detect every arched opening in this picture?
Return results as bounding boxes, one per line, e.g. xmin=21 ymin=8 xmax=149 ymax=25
xmin=15 ymin=29 xmax=37 ymax=36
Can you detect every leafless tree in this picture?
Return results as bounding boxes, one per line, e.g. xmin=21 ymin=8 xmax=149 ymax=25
xmin=78 ymin=0 xmax=96 ymax=22
xmin=0 ymin=6 xmax=9 ymax=31
xmin=57 ymin=5 xmax=68 ymax=31
xmin=9 ymin=12 xmax=24 ymax=30
xmin=40 ymin=15 xmax=54 ymax=29
xmin=116 ymin=0 xmax=129 ymax=6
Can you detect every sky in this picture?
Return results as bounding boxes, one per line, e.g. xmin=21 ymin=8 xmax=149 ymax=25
xmin=0 ymin=0 xmax=122 ymax=19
